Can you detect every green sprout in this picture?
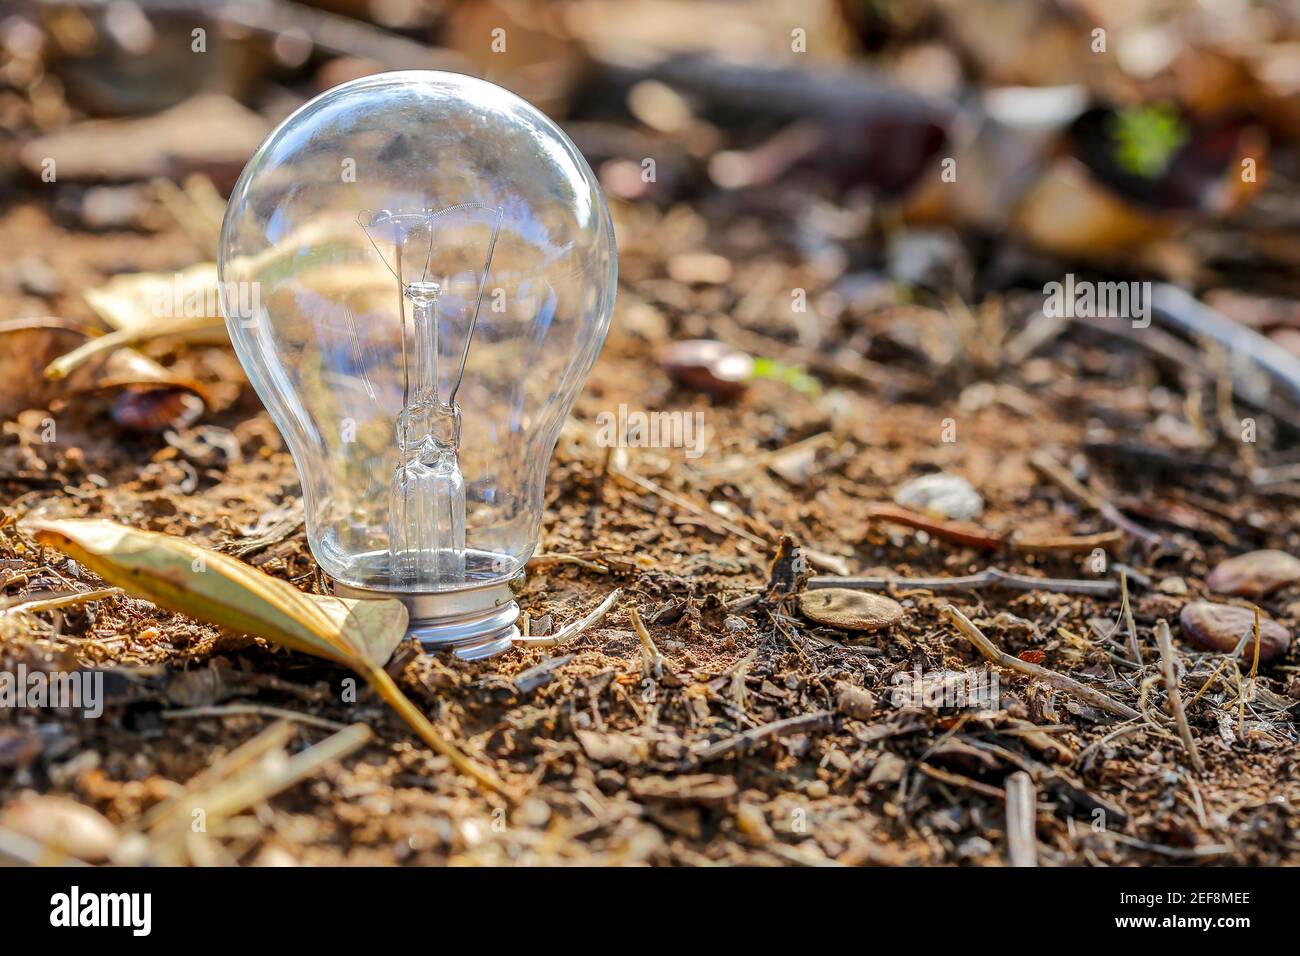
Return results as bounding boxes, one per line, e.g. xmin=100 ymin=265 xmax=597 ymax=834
xmin=1110 ymin=104 xmax=1188 ymax=179
xmin=750 ymin=357 xmax=821 ymax=396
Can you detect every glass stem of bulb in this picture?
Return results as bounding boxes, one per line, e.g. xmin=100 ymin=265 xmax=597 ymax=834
xmin=390 ymin=279 xmax=467 ymax=587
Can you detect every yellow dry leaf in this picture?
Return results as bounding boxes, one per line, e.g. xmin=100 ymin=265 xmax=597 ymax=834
xmin=84 ymin=263 xmax=229 ymax=341
xmin=28 ymin=518 xmax=514 ymax=800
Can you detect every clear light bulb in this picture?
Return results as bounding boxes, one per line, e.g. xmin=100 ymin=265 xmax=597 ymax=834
xmin=218 ymin=72 xmax=617 ymax=659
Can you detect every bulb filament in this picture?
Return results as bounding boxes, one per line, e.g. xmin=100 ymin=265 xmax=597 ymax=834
xmin=391 ymin=279 xmax=467 ymax=586
xmin=359 ymin=204 xmax=502 ymax=589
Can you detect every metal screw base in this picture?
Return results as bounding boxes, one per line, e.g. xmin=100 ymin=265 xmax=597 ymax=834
xmin=333 ymin=576 xmax=520 ymax=661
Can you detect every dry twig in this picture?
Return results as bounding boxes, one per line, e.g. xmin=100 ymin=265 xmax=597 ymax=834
xmin=1005 ymin=771 xmax=1039 ymax=867
xmin=694 ymin=711 xmax=832 ymax=762
xmin=1154 ymin=620 xmax=1204 ymax=774
xmin=942 ymin=606 xmax=1140 ymax=719
xmin=518 ymin=588 xmax=623 ymax=648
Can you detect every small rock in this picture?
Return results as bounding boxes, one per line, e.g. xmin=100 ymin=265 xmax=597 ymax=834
xmin=515 ymin=797 xmax=551 ymax=828
xmin=893 ymin=473 xmax=984 ymax=521
xmin=13 ymin=257 xmax=61 ymax=298
xmin=723 ymin=615 xmax=748 ymax=633
xmin=1206 ymin=550 xmax=1300 ymax=598
xmin=885 ymin=229 xmax=971 ymax=293
xmin=251 ymin=845 xmax=299 ymax=867
xmin=667 ymin=251 xmax=732 ymax=285
xmin=834 ymin=681 xmax=876 ymax=720
xmin=799 ymin=588 xmax=905 ymax=632
xmin=81 ymin=185 xmax=149 ymax=230
xmin=805 ymin=779 xmax=830 ymax=799
xmin=0 ymin=794 xmax=119 ymax=862
xmin=1178 ymin=601 xmax=1291 ymax=663
xmin=1157 ymin=576 xmax=1189 ymax=595
xmin=574 ymin=729 xmax=647 ymax=766
xmin=867 ymin=752 xmax=907 ymax=786
xmin=735 ymin=802 xmax=773 ymax=842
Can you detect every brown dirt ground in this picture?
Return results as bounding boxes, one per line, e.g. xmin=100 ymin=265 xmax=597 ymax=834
xmin=1 ymin=177 xmax=1299 ymax=866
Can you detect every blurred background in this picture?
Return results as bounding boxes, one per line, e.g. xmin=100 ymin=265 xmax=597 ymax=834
xmin=3 ymin=0 xmax=1300 ymax=433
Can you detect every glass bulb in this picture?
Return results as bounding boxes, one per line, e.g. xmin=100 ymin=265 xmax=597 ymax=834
xmin=219 ymin=71 xmax=617 ymax=658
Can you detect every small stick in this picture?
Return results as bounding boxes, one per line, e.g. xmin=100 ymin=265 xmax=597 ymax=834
xmin=1155 ymin=620 xmax=1204 ymax=774
xmin=1011 ymin=529 xmax=1125 ymax=555
xmin=628 ymin=606 xmax=663 ymax=679
xmin=866 ymin=504 xmax=1004 ymax=550
xmin=0 ymin=586 xmax=122 ymax=616
xmin=1120 ymin=570 xmax=1141 ymax=666
xmin=942 ymin=606 xmax=1140 ymax=719
xmin=917 ymin=762 xmax=1006 ymax=800
xmin=1238 ymin=609 xmax=1262 ymax=739
xmin=527 ymin=553 xmax=609 ymax=574
xmin=1249 ymin=607 xmax=1262 ymax=686
xmin=0 ymin=825 xmax=90 ymax=867
xmin=140 ymin=720 xmax=298 ymax=830
xmin=809 ymin=569 xmax=1118 ymax=597
xmin=517 ymin=588 xmax=623 ymax=648
xmin=155 ymin=723 xmax=373 ymax=844
xmin=1184 ymin=657 xmax=1234 ymax=712
xmin=1029 ymin=451 xmax=1165 ymax=550
xmin=161 ymin=704 xmax=349 ymax=732
xmin=693 ymin=711 xmax=832 ymax=762
xmin=1005 ymin=771 xmax=1039 ymax=867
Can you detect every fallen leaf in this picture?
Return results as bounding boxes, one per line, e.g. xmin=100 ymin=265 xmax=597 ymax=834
xmin=0 ymin=317 xmax=206 ymax=429
xmin=27 ymin=519 xmax=514 ymax=800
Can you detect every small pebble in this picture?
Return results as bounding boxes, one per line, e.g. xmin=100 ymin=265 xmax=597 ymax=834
xmin=667 ymin=251 xmax=732 ymax=285
xmin=1178 ymin=601 xmax=1291 ymax=663
xmin=735 ymin=802 xmax=773 ymax=842
xmin=1206 ymin=549 xmax=1300 ymax=598
xmin=893 ymin=473 xmax=984 ymax=521
xmin=516 ymin=797 xmax=551 ymax=828
xmin=14 ymin=257 xmax=61 ymax=297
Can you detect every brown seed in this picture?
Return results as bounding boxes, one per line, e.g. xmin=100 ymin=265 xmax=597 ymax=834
xmin=1206 ymin=550 xmax=1300 ymax=598
xmin=112 ymin=388 xmax=204 ymax=432
xmin=1178 ymin=601 xmax=1291 ymax=663
xmin=798 ymin=588 xmax=905 ymax=632
xmin=659 ymin=339 xmax=753 ymax=400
